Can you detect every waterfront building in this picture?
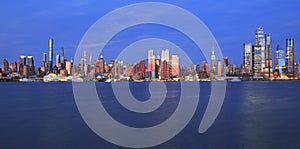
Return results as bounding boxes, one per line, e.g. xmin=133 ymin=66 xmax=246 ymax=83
xmin=286 ymin=38 xmax=295 ymax=77
xmin=148 ymin=49 xmax=155 ymax=71
xmin=217 ymin=60 xmax=222 ymax=76
xmin=48 ymin=38 xmax=53 ymax=70
xmin=171 ymin=55 xmax=179 ymax=77
xmin=252 ymin=45 xmax=262 ymax=76
xmin=243 ymin=43 xmax=252 ymax=74
xmin=161 ymin=49 xmax=169 ymax=63
xmin=211 ymin=47 xmax=216 ymax=75
xmin=2 ymin=59 xmax=9 ymax=73
xmin=274 ymin=45 xmax=285 ymax=78
xmin=27 ymin=56 xmax=35 ymax=76
xmin=9 ymin=62 xmax=17 ymax=72
xmin=263 ymin=33 xmax=273 ymax=79
xmin=255 ymin=27 xmax=265 ymax=70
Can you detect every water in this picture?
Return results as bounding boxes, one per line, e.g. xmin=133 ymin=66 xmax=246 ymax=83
xmin=0 ymin=81 xmax=300 ymax=148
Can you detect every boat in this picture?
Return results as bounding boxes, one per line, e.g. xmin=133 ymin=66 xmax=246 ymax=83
xmin=19 ymin=78 xmax=34 ymax=82
xmin=228 ymin=77 xmax=241 ymax=82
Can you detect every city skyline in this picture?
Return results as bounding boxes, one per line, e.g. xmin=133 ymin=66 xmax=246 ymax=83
xmin=0 ymin=1 xmax=300 ymax=67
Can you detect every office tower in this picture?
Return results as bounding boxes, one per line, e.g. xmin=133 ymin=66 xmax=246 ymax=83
xmin=89 ymin=55 xmax=93 ymax=65
xmin=95 ymin=55 xmax=105 ymax=74
xmin=161 ymin=49 xmax=170 ymax=63
xmin=66 ymin=61 xmax=72 ymax=75
xmin=2 ymin=59 xmax=9 ymax=72
xmin=263 ymin=33 xmax=273 ymax=79
xmin=286 ymin=38 xmax=295 ymax=77
xmin=255 ymin=27 xmax=265 ymax=70
xmin=83 ymin=51 xmax=87 ymax=66
xmin=56 ymin=53 xmax=60 ymax=67
xmin=171 ymin=55 xmax=179 ymax=77
xmin=27 ymin=56 xmax=35 ymax=76
xmin=61 ymin=48 xmax=65 ymax=69
xmin=148 ymin=49 xmax=155 ymax=71
xmin=161 ymin=60 xmax=169 ymax=80
xmin=48 ymin=38 xmax=53 ymax=69
xmin=274 ymin=45 xmax=285 ymax=76
xmin=211 ymin=47 xmax=216 ymax=75
xmin=252 ymin=45 xmax=262 ymax=76
xmin=9 ymin=62 xmax=17 ymax=72
xmin=155 ymin=57 xmax=160 ymax=78
xmin=243 ymin=43 xmax=252 ymax=74
xmin=202 ymin=61 xmax=207 ymax=72
xmin=217 ymin=60 xmax=222 ymax=76
xmin=18 ymin=56 xmax=26 ymax=73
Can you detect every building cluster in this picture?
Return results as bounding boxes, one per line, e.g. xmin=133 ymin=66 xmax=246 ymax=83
xmin=0 ymin=27 xmax=299 ymax=81
xmin=242 ymin=27 xmax=299 ymax=80
xmin=0 ymin=39 xmax=74 ymax=79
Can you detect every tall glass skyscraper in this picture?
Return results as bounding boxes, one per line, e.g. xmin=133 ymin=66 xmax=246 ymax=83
xmin=243 ymin=43 xmax=252 ymax=74
xmin=255 ymin=27 xmax=265 ymax=71
xmin=252 ymin=45 xmax=262 ymax=76
xmin=275 ymin=45 xmax=285 ymax=75
xmin=286 ymin=38 xmax=295 ymax=77
xmin=48 ymin=38 xmax=53 ymax=69
xmin=263 ymin=33 xmax=273 ymax=78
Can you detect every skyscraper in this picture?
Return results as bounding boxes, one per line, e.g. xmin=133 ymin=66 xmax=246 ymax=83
xmin=217 ymin=60 xmax=222 ymax=76
xmin=161 ymin=49 xmax=169 ymax=63
xmin=56 ymin=53 xmax=60 ymax=67
xmin=171 ymin=55 xmax=179 ymax=77
xmin=255 ymin=27 xmax=265 ymax=70
xmin=243 ymin=43 xmax=252 ymax=74
xmin=27 ymin=56 xmax=35 ymax=76
xmin=286 ymin=38 xmax=295 ymax=77
xmin=274 ymin=45 xmax=285 ymax=77
xmin=252 ymin=45 xmax=262 ymax=76
xmin=148 ymin=49 xmax=155 ymax=71
xmin=263 ymin=33 xmax=273 ymax=79
xmin=2 ymin=59 xmax=9 ymax=73
xmin=211 ymin=47 xmax=216 ymax=75
xmin=48 ymin=38 xmax=53 ymax=69
xmin=83 ymin=50 xmax=87 ymax=66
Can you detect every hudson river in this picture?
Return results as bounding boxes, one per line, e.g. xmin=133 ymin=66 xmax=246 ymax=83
xmin=0 ymin=81 xmax=300 ymax=148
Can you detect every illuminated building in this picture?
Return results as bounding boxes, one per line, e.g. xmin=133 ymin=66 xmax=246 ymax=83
xmin=252 ymin=45 xmax=262 ymax=76
xmin=217 ymin=60 xmax=222 ymax=76
xmin=286 ymin=38 xmax=295 ymax=77
xmin=255 ymin=27 xmax=265 ymax=70
xmin=148 ymin=49 xmax=155 ymax=71
xmin=243 ymin=43 xmax=252 ymax=74
xmin=27 ymin=56 xmax=35 ymax=76
xmin=263 ymin=33 xmax=273 ymax=79
xmin=274 ymin=45 xmax=285 ymax=77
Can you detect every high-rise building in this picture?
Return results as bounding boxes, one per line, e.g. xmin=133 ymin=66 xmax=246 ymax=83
xmin=27 ymin=56 xmax=35 ymax=76
xmin=83 ymin=50 xmax=87 ymax=66
xmin=243 ymin=43 xmax=252 ymax=74
xmin=18 ymin=56 xmax=26 ymax=73
xmin=217 ymin=60 xmax=222 ymax=76
xmin=252 ymin=45 xmax=262 ymax=76
xmin=255 ymin=27 xmax=265 ymax=70
xmin=95 ymin=55 xmax=105 ymax=75
xmin=171 ymin=55 xmax=179 ymax=77
xmin=274 ymin=45 xmax=285 ymax=77
xmin=61 ymin=48 xmax=65 ymax=69
xmin=66 ymin=61 xmax=72 ymax=75
xmin=2 ymin=59 xmax=9 ymax=73
xmin=148 ymin=49 xmax=155 ymax=71
xmin=9 ymin=62 xmax=17 ymax=72
xmin=56 ymin=53 xmax=60 ymax=67
xmin=286 ymin=38 xmax=295 ymax=77
xmin=211 ymin=47 xmax=216 ymax=75
xmin=263 ymin=33 xmax=273 ymax=79
xmin=48 ymin=38 xmax=53 ymax=69
xmin=161 ymin=49 xmax=169 ymax=63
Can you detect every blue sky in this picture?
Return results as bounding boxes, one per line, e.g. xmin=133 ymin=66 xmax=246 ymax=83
xmin=0 ymin=0 xmax=300 ymax=67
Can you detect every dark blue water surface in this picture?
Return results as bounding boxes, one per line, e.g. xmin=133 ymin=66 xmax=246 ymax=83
xmin=0 ymin=81 xmax=300 ymax=149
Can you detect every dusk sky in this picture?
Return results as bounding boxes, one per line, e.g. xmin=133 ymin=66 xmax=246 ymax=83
xmin=1 ymin=0 xmax=300 ymax=67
